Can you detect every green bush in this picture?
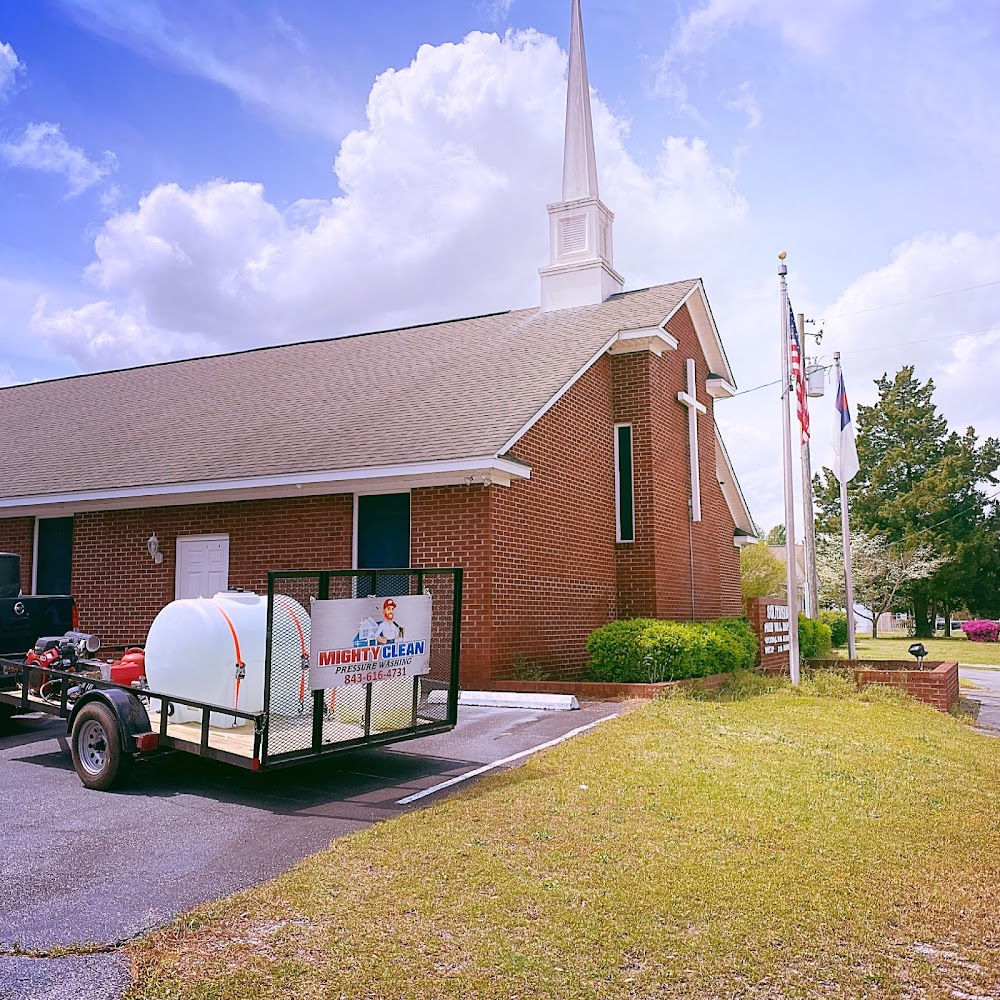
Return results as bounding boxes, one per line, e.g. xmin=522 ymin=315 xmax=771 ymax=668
xmin=798 ymin=614 xmax=833 ymax=658
xmin=586 ymin=616 xmax=757 ymax=684
xmin=819 ymin=610 xmax=849 ymax=648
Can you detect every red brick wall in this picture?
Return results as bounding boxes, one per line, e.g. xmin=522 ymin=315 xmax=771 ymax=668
xmin=0 ymin=517 xmax=33 ymax=593
xmin=491 ymin=360 xmax=618 ymax=681
xmin=854 ymin=661 xmax=959 ymax=712
xmin=610 ymin=352 xmax=657 ymax=618
xmin=72 ymin=495 xmax=353 ymax=644
xmin=609 ymin=304 xmax=742 ymax=623
xmin=411 ymin=485 xmax=493 ymax=689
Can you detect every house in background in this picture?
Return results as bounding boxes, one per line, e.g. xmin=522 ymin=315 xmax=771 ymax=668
xmin=0 ymin=0 xmax=755 ymax=688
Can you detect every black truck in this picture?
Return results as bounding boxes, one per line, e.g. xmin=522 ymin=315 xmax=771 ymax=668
xmin=0 ymin=552 xmax=77 ymax=698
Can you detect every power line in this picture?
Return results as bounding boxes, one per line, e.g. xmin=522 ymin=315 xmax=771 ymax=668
xmin=817 ymin=278 xmax=1000 ymax=321
xmin=732 ymin=377 xmax=782 ymax=397
xmin=840 ymin=323 xmax=1000 ymax=357
xmin=903 ymin=487 xmax=1000 ymax=538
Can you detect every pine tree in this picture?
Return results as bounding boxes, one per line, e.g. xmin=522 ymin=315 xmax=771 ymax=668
xmin=815 ymin=366 xmax=1000 ymax=636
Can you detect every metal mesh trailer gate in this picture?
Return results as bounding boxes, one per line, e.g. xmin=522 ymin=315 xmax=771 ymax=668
xmin=260 ymin=567 xmax=461 ymax=768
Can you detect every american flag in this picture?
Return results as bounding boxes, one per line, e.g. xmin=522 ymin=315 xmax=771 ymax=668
xmin=789 ymin=305 xmax=810 ymax=444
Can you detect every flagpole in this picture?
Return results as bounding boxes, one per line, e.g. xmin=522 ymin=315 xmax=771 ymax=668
xmin=834 ymin=351 xmax=857 ymax=658
xmin=778 ymin=253 xmax=800 ymax=683
xmin=797 ymin=312 xmax=819 ymax=620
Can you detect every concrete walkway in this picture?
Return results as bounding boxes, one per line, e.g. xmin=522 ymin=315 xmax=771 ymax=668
xmin=959 ymin=666 xmax=1000 ymax=736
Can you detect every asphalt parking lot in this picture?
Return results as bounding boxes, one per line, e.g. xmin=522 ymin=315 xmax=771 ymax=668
xmin=0 ymin=700 xmax=619 ymax=1000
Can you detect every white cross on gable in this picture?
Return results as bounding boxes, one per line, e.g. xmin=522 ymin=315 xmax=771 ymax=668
xmin=677 ymin=358 xmax=707 ymax=522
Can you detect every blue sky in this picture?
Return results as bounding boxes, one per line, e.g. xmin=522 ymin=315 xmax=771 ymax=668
xmin=2 ymin=0 xmax=998 ymax=529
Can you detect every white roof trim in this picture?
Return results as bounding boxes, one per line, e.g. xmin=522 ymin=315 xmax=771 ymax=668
xmin=498 ymin=332 xmax=619 ymax=456
xmin=0 ymin=456 xmax=531 ymax=518
xmin=661 ymin=281 xmax=735 ymax=387
xmin=499 ymin=283 xmax=733 ymax=457
xmin=607 ymin=325 xmax=679 ymax=357
xmin=715 ymin=423 xmax=754 ymax=535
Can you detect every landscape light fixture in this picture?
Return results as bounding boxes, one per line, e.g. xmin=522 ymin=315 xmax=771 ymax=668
xmin=908 ymin=642 xmax=927 ymax=666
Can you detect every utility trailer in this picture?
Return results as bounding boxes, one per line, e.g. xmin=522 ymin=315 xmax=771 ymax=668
xmin=0 ymin=568 xmax=462 ymax=790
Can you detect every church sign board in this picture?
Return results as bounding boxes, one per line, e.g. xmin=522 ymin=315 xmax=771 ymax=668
xmin=310 ymin=594 xmax=432 ymax=689
xmin=745 ymin=597 xmax=792 ymax=674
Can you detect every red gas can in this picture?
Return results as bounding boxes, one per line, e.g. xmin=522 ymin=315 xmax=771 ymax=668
xmin=110 ymin=648 xmax=146 ymax=686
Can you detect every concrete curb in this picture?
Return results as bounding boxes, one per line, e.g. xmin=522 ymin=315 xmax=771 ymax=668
xmin=428 ymin=690 xmax=580 ymax=711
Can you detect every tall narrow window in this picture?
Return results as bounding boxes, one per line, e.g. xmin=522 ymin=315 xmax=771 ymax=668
xmin=615 ymin=424 xmax=635 ymax=543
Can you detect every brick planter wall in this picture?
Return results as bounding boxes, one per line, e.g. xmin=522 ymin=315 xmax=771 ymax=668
xmin=490 ymin=672 xmax=731 ymax=701
xmin=793 ymin=658 xmax=959 ymax=712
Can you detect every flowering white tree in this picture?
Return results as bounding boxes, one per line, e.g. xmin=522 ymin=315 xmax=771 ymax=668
xmin=816 ymin=533 xmax=948 ymax=639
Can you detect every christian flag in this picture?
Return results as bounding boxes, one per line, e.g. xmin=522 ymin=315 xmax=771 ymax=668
xmin=789 ymin=306 xmax=810 ymax=444
xmin=833 ymin=368 xmax=860 ymax=482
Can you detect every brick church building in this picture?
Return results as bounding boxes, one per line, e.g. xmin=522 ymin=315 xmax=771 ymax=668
xmin=0 ymin=0 xmax=754 ymax=689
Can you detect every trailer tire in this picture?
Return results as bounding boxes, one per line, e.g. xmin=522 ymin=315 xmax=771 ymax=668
xmin=71 ymin=702 xmax=135 ymax=790
xmin=0 ymin=703 xmax=15 ymax=726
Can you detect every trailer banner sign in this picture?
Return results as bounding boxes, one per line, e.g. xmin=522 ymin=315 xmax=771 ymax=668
xmin=309 ymin=593 xmax=432 ymax=690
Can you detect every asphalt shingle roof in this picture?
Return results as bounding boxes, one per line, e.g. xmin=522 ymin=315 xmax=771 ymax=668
xmin=1 ymin=280 xmax=700 ymax=500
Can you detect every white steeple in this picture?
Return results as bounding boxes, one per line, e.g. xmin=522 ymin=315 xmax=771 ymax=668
xmin=539 ymin=0 xmax=623 ymax=312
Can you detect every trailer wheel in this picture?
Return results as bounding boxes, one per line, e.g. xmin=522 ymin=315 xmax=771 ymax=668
xmin=71 ymin=702 xmax=135 ymax=790
xmin=0 ymin=703 xmax=14 ymax=726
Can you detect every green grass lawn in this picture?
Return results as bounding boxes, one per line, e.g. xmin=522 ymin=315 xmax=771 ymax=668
xmin=128 ymin=676 xmax=1000 ymax=999
xmin=839 ymin=633 xmax=1000 ymax=666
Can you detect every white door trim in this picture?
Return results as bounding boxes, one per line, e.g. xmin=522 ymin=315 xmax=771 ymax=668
xmin=175 ymin=533 xmax=230 ymax=599
xmin=31 ymin=517 xmax=39 ymax=595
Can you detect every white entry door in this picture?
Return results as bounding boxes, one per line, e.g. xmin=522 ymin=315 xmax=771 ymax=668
xmin=175 ymin=534 xmax=229 ymax=599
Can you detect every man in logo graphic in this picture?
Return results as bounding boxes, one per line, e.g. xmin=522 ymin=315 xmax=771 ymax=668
xmin=374 ymin=598 xmax=405 ymax=645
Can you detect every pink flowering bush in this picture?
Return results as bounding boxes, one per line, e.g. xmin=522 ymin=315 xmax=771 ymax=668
xmin=961 ymin=619 xmax=1000 ymax=642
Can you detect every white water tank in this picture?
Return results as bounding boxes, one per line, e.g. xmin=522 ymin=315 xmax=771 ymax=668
xmin=334 ymin=675 xmax=414 ymax=733
xmin=144 ymin=591 xmax=310 ymax=728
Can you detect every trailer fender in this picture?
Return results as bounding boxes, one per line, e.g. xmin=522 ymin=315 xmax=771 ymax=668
xmin=68 ymin=688 xmax=152 ymax=754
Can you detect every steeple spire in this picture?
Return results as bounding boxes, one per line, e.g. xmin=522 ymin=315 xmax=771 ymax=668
xmin=539 ymin=0 xmax=623 ymax=311
xmin=562 ymin=0 xmax=599 ymax=201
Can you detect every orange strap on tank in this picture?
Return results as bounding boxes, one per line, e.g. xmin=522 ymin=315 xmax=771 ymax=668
xmin=277 ymin=598 xmax=309 ymax=705
xmin=209 ymin=601 xmax=245 ymax=710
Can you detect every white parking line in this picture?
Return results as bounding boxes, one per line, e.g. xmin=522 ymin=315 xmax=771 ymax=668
xmin=396 ymin=714 xmax=616 ymax=805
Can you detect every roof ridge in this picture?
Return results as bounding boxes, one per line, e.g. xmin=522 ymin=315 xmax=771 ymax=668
xmin=1 ymin=307 xmax=526 ymax=392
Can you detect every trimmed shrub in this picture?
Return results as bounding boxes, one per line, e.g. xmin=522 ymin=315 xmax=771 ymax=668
xmin=961 ymin=619 xmax=1000 ymax=642
xmin=586 ymin=616 xmax=757 ymax=684
xmin=819 ymin=610 xmax=849 ymax=648
xmin=798 ymin=614 xmax=834 ymax=659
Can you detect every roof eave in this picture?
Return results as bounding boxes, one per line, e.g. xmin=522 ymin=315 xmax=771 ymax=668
xmin=663 ymin=280 xmax=736 ymax=387
xmin=0 ymin=456 xmax=531 ymax=518
xmin=715 ymin=423 xmax=755 ymax=535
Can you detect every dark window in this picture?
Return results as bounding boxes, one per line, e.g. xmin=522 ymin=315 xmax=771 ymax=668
xmin=36 ymin=517 xmax=73 ymax=595
xmin=615 ymin=425 xmax=634 ymax=543
xmin=356 ymin=493 xmax=411 ymax=596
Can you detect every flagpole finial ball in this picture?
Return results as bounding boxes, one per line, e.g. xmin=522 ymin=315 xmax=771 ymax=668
xmin=777 ymin=251 xmax=787 ymax=260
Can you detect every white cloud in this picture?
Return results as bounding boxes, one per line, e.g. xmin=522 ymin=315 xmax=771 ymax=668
xmin=724 ymin=82 xmax=761 ymax=130
xmin=31 ymin=298 xmax=206 ymax=369
xmin=674 ymin=0 xmax=874 ymax=59
xmin=0 ymin=40 xmax=22 ymax=100
xmin=718 ymin=231 xmax=1000 ymax=531
xmin=1 ymin=122 xmax=117 ymax=195
xmin=482 ymin=0 xmax=516 ymax=24
xmin=58 ymin=0 xmax=350 ymax=139
xmin=34 ymin=28 xmax=747 ymax=369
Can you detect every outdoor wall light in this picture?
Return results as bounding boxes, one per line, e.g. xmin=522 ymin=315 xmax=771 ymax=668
xmin=147 ymin=533 xmax=164 ymax=565
xmin=908 ymin=642 xmax=927 ymax=666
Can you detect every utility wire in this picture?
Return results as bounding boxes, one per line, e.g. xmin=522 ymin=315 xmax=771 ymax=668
xmin=840 ymin=323 xmax=1000 ymax=357
xmin=817 ymin=278 xmax=1000 ymax=321
xmin=900 ymin=486 xmax=1000 ymax=539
